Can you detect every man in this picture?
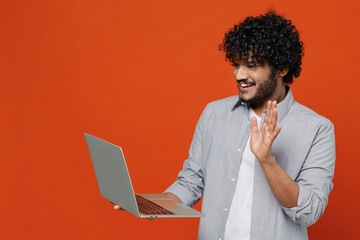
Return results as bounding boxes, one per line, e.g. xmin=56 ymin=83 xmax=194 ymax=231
xmin=115 ymin=11 xmax=335 ymax=240
xmin=163 ymin=11 xmax=335 ymax=240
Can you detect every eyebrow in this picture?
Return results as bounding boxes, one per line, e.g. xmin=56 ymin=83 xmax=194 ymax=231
xmin=243 ymin=60 xmax=257 ymax=64
xmin=234 ymin=58 xmax=257 ymax=63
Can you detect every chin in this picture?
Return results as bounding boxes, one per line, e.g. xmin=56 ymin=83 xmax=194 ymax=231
xmin=239 ymin=94 xmax=254 ymax=103
xmin=239 ymin=97 xmax=252 ymax=104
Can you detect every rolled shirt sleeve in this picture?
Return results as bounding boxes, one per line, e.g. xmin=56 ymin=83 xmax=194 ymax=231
xmin=164 ymin=104 xmax=210 ymax=207
xmin=281 ymin=120 xmax=336 ymax=227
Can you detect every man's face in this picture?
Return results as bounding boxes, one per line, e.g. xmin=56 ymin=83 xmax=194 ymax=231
xmin=233 ymin=56 xmax=278 ymax=106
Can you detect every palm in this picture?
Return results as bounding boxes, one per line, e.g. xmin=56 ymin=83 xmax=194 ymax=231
xmin=250 ymin=101 xmax=282 ymax=162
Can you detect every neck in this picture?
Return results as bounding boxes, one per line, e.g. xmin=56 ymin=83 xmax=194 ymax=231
xmin=251 ymin=84 xmax=287 ymax=117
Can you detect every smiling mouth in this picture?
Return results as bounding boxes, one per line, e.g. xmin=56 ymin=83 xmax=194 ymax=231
xmin=237 ymin=80 xmax=255 ymax=88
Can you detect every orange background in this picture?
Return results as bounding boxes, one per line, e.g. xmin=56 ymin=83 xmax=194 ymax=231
xmin=1 ymin=0 xmax=359 ymax=239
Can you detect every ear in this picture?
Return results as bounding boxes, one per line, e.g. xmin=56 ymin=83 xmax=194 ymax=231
xmin=278 ymin=68 xmax=289 ymax=77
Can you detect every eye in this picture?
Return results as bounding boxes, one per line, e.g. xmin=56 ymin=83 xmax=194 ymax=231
xmin=247 ymin=63 xmax=257 ymax=69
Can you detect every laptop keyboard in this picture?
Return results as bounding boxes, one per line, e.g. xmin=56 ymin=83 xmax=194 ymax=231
xmin=135 ymin=195 xmax=175 ymax=215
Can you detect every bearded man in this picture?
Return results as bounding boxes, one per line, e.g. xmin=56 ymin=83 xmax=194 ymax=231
xmin=163 ymin=11 xmax=336 ymax=240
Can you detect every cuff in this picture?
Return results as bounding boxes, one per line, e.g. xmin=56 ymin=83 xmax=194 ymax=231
xmin=281 ymin=185 xmax=312 ymax=225
xmin=164 ymin=181 xmax=197 ymax=207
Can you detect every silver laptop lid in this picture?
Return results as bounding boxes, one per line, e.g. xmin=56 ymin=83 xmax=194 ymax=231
xmin=84 ymin=133 xmax=140 ymax=217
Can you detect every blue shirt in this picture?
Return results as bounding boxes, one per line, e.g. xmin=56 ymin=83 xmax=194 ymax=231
xmin=165 ymin=88 xmax=336 ymax=240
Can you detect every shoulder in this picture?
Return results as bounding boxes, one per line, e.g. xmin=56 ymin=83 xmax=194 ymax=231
xmin=204 ymin=95 xmax=239 ymax=112
xmin=288 ymin=101 xmax=334 ymax=131
xmin=198 ymin=95 xmax=242 ymax=123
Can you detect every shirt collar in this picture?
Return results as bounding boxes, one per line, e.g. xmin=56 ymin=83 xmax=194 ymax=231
xmin=232 ymin=86 xmax=294 ymax=123
xmin=275 ymin=86 xmax=294 ymax=122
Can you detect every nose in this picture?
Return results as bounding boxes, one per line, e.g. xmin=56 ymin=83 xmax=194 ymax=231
xmin=234 ymin=65 xmax=248 ymax=81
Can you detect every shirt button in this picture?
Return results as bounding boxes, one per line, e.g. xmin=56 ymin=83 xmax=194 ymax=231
xmin=236 ymin=148 xmax=241 ymax=152
xmin=224 ymin=208 xmax=228 ymax=211
xmin=231 ymin=178 xmax=236 ymax=182
xmin=219 ymin=238 xmax=222 ymax=240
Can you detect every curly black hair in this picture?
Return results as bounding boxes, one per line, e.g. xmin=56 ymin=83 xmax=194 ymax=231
xmin=219 ymin=10 xmax=303 ymax=84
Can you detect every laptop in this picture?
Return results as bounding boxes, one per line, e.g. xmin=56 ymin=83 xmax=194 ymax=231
xmin=84 ymin=133 xmax=204 ymax=218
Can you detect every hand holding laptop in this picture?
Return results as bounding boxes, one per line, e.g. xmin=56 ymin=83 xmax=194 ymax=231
xmin=85 ymin=133 xmax=204 ymax=218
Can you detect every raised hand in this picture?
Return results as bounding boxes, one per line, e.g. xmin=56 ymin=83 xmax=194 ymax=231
xmin=250 ymin=101 xmax=282 ymax=163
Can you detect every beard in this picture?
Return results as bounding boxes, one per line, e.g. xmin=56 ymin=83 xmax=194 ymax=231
xmin=239 ymin=69 xmax=277 ymax=107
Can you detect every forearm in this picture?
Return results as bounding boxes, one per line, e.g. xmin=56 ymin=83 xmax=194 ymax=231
xmin=259 ymin=155 xmax=299 ymax=208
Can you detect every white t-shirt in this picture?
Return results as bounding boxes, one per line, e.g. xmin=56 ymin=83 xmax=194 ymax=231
xmin=224 ymin=108 xmax=261 ymax=240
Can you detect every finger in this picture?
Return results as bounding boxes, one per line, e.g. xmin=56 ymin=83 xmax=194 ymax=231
xmin=269 ymin=101 xmax=278 ymax=131
xmin=272 ymin=101 xmax=278 ymax=123
xmin=270 ymin=124 xmax=282 ymax=141
xmin=268 ymin=107 xmax=277 ymax=132
xmin=263 ymin=100 xmax=272 ymax=124
xmin=270 ymin=101 xmax=275 ymax=119
xmin=114 ymin=204 xmax=121 ymax=210
xmin=260 ymin=101 xmax=272 ymax=133
xmin=250 ymin=116 xmax=259 ymax=135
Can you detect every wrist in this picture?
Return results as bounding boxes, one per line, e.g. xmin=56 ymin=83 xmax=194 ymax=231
xmin=258 ymin=154 xmax=276 ymax=166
